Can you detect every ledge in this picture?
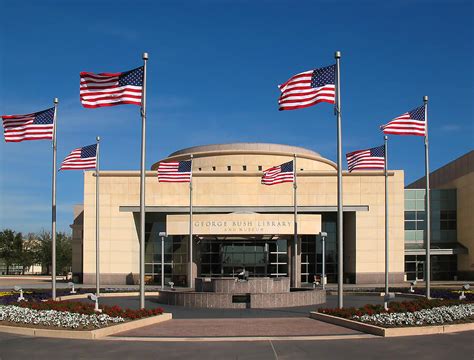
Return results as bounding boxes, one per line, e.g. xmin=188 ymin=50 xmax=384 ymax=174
xmin=119 ymin=205 xmax=370 ymax=213
xmin=90 ymin=170 xmax=396 ymax=177
xmin=0 ymin=313 xmax=172 ymax=340
xmin=56 ymin=291 xmax=159 ymax=301
xmin=310 ymin=311 xmax=474 ymax=337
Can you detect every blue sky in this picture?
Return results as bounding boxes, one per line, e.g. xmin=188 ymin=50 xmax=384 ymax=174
xmin=0 ymin=0 xmax=472 ymax=233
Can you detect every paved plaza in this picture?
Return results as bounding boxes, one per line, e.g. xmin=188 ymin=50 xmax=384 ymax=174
xmin=113 ymin=317 xmax=361 ymax=338
xmin=0 ymin=281 xmax=472 ymax=359
xmin=0 ymin=331 xmax=472 ymax=359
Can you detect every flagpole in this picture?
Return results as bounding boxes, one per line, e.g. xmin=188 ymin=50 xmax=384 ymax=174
xmin=293 ymin=154 xmax=298 ymax=287
xmin=95 ymin=136 xmax=101 ymax=299
xmin=335 ymin=51 xmax=344 ymax=308
xmin=384 ymin=136 xmax=389 ymax=303
xmin=139 ymin=52 xmax=148 ymax=309
xmin=189 ymin=154 xmax=194 ymax=289
xmin=51 ymin=98 xmax=58 ymax=300
xmin=424 ymin=95 xmax=431 ymax=299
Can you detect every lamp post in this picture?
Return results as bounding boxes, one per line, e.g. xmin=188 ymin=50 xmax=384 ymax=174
xmin=159 ymin=232 xmax=167 ymax=290
xmin=319 ymin=231 xmax=328 ymax=290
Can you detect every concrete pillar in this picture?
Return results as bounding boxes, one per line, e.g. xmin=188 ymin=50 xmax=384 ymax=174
xmin=288 ymin=236 xmax=302 ymax=288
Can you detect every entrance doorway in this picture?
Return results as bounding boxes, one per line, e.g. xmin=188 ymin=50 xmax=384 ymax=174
xmin=416 ymin=261 xmax=425 ymax=281
xmin=199 ymin=237 xmax=288 ymax=278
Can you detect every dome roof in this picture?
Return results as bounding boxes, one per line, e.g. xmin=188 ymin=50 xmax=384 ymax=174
xmin=151 ymin=142 xmax=336 ymax=171
xmin=168 ymin=142 xmax=321 ymax=157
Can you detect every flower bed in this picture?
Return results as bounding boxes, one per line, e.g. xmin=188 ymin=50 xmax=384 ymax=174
xmin=392 ymin=288 xmax=474 ymax=301
xmin=0 ymin=305 xmax=124 ymax=329
xmin=0 ymin=289 xmax=165 ymax=330
xmin=0 ymin=289 xmax=82 ymax=305
xmin=352 ymin=304 xmax=474 ymax=327
xmin=339 ymin=287 xmax=474 ymax=301
xmin=14 ymin=300 xmax=164 ymax=320
xmin=318 ymin=298 xmax=474 ymax=328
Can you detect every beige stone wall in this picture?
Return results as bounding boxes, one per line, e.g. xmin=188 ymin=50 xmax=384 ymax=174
xmin=71 ymin=205 xmax=84 ymax=278
xmin=82 ymin=151 xmax=405 ymax=284
xmin=436 ymin=172 xmax=474 ymax=275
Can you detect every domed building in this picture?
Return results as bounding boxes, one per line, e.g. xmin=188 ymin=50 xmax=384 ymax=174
xmin=72 ymin=142 xmax=406 ymax=288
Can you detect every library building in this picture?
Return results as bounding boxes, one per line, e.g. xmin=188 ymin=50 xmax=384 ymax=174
xmin=71 ymin=144 xmax=473 ymax=291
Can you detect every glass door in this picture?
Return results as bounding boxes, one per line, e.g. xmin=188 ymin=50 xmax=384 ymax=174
xmin=221 ymin=241 xmax=267 ymax=277
xmin=416 ymin=261 xmax=424 ymax=281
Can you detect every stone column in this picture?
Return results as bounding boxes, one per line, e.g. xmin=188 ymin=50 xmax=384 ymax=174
xmin=295 ymin=236 xmax=302 ymax=288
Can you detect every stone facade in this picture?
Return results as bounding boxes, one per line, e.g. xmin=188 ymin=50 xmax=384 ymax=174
xmin=76 ymin=143 xmax=406 ymax=285
xmin=408 ymin=150 xmax=474 ymax=280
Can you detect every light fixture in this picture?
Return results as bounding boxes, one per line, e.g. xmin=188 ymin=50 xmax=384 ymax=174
xmin=13 ymin=286 xmax=26 ymax=302
xmin=68 ymin=282 xmax=77 ymax=294
xmin=459 ymin=284 xmax=470 ymax=300
xmin=87 ymin=293 xmax=102 ymax=312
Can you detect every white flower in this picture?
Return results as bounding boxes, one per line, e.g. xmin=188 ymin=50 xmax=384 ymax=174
xmin=352 ymin=304 xmax=474 ymax=327
xmin=0 ymin=305 xmax=125 ymax=329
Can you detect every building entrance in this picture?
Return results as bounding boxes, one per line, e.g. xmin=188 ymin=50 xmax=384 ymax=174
xmin=199 ymin=237 xmax=288 ymax=278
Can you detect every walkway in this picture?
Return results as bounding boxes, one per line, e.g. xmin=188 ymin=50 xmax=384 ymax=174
xmin=113 ymin=317 xmax=361 ymax=338
xmin=96 ymin=294 xmax=413 ymax=338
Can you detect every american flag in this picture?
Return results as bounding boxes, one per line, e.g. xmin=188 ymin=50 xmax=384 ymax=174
xmin=60 ymin=144 xmax=97 ymax=170
xmin=346 ymin=145 xmax=385 ymax=172
xmin=80 ymin=66 xmax=144 ymax=108
xmin=2 ymin=107 xmax=54 ymax=143
xmin=380 ymin=105 xmax=426 ymax=136
xmin=157 ymin=160 xmax=192 ymax=182
xmin=278 ymin=65 xmax=336 ymax=111
xmin=261 ymin=161 xmax=294 ymax=185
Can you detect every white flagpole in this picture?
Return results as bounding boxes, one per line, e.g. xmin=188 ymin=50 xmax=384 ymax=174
xmin=384 ymin=136 xmax=389 ymax=308
xmin=189 ymin=155 xmax=194 ymax=289
xmin=139 ymin=52 xmax=148 ymax=309
xmin=293 ymin=154 xmax=298 ymax=287
xmin=51 ymin=98 xmax=58 ymax=300
xmin=424 ymin=95 xmax=431 ymax=299
xmin=95 ymin=136 xmax=101 ymax=299
xmin=335 ymin=51 xmax=344 ymax=308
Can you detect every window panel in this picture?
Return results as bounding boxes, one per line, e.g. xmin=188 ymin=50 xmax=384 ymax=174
xmin=405 ymin=199 xmax=416 ymax=210
xmin=416 ymin=199 xmax=426 ymax=210
xmin=405 ymin=190 xmax=417 ymax=199
xmin=405 ymin=211 xmax=416 ymax=221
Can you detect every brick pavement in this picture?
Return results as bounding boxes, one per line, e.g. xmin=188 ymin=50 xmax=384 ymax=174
xmin=114 ymin=317 xmax=361 ymax=338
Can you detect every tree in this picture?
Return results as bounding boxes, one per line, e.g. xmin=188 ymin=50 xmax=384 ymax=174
xmin=37 ymin=231 xmax=72 ymax=275
xmin=19 ymin=233 xmax=41 ymax=274
xmin=0 ymin=229 xmax=23 ymax=275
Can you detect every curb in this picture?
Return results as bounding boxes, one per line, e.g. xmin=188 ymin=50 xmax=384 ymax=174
xmin=0 ymin=313 xmax=172 ymax=339
xmin=310 ymin=311 xmax=474 ymax=337
xmin=103 ymin=334 xmax=375 ymax=342
xmin=57 ymin=292 xmax=159 ymax=301
xmin=325 ymin=291 xmax=424 ymax=299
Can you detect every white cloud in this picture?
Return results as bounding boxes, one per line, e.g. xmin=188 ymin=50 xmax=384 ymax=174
xmin=439 ymin=124 xmax=462 ymax=132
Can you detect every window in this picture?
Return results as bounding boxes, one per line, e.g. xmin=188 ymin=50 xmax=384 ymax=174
xmin=440 ymin=210 xmax=456 ymax=230
xmin=212 ymin=166 xmax=216 ymax=171
xmin=243 ymin=165 xmax=247 ymax=171
xmin=404 ymin=211 xmax=425 ymax=230
xmin=227 ymin=166 xmax=231 ymax=171
xmin=258 ymin=165 xmax=262 ymax=171
xmin=198 ymin=167 xmax=202 ymax=171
